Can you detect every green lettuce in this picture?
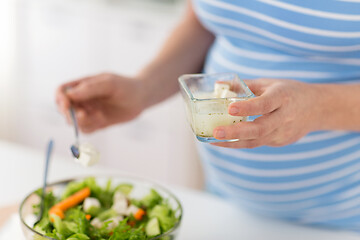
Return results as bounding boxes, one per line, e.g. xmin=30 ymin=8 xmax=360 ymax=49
xmin=148 ymin=204 xmax=177 ymax=233
xmin=33 ymin=189 xmax=57 ymax=234
xmin=109 ymin=219 xmax=146 ymax=240
xmin=141 ymin=189 xmax=162 ymax=209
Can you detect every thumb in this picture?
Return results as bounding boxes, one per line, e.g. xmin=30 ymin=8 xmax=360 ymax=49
xmin=66 ymin=78 xmax=113 ymax=102
xmin=243 ymin=79 xmax=269 ymax=96
xmin=229 ymin=87 xmax=281 ymax=116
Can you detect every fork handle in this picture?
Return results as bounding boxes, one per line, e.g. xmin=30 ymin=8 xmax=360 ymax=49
xmin=70 ymin=107 xmax=79 ymax=145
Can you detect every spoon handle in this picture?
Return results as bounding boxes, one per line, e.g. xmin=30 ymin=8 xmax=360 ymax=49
xmin=39 ymin=140 xmax=54 ymax=221
xmin=70 ymin=107 xmax=79 ymax=146
xmin=43 ymin=140 xmax=54 ymax=189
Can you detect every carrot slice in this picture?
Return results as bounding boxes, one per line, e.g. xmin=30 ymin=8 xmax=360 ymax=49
xmin=54 ymin=187 xmax=91 ymax=211
xmin=85 ymin=214 xmax=91 ymax=220
xmin=134 ymin=208 xmax=146 ymax=221
xmin=49 ymin=187 xmax=91 ymax=220
xmin=49 ymin=207 xmax=65 ymax=221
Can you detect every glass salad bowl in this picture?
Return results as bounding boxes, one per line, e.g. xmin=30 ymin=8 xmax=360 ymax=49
xmin=20 ymin=175 xmax=182 ymax=240
xmin=179 ymin=72 xmax=255 ymax=143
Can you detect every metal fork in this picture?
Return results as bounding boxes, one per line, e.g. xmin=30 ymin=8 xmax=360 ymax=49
xmin=70 ymin=107 xmax=80 ymax=159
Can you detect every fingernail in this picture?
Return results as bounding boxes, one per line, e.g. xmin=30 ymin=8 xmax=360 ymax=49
xmin=214 ymin=129 xmax=225 ymax=138
xmin=229 ymin=106 xmax=239 ymax=115
xmin=65 ymin=88 xmax=75 ymax=95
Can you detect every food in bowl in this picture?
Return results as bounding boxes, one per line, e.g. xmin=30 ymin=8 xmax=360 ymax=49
xmin=192 ymin=82 xmax=247 ymax=138
xmin=20 ymin=177 xmax=182 ymax=240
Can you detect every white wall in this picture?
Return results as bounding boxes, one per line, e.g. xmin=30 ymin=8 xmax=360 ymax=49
xmin=2 ymin=0 xmax=204 ymax=189
xmin=0 ymin=0 xmax=16 ymax=139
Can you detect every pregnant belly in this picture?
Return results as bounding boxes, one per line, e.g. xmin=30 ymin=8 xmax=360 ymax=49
xmin=197 ymin=131 xmax=360 ymax=229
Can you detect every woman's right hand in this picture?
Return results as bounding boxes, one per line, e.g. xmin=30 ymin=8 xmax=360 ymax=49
xmin=56 ymin=73 xmax=145 ymax=133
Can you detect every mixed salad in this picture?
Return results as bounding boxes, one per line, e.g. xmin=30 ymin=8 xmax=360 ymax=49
xmin=32 ymin=177 xmax=179 ymax=240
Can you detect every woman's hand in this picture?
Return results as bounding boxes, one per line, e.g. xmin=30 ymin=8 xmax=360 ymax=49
xmin=212 ymin=78 xmax=321 ymax=148
xmin=56 ymin=73 xmax=145 ymax=133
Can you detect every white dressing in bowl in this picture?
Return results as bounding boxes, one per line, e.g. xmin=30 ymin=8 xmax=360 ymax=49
xmin=192 ymin=83 xmax=245 ymax=138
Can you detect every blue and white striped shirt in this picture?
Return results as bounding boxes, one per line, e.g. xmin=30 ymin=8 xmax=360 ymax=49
xmin=193 ymin=0 xmax=360 ymax=230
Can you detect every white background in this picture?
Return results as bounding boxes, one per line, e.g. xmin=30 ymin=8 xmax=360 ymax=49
xmin=0 ymin=0 xmax=205 ymax=189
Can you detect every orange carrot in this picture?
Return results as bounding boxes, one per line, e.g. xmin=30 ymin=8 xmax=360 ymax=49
xmin=54 ymin=187 xmax=91 ymax=211
xmin=134 ymin=208 xmax=146 ymax=221
xmin=49 ymin=187 xmax=91 ymax=220
xmin=85 ymin=214 xmax=91 ymax=220
xmin=49 ymin=207 xmax=64 ymax=221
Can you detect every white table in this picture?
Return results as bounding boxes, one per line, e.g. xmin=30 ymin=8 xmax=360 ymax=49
xmin=0 ymin=140 xmax=359 ymax=240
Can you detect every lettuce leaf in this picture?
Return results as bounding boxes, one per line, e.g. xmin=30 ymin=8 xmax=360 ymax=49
xmin=141 ymin=189 xmax=162 ymax=209
xmin=148 ymin=204 xmax=177 ymax=233
xmin=33 ymin=189 xmax=57 ymax=234
xmin=65 ymin=207 xmax=89 ymax=235
xmin=66 ymin=233 xmax=90 ymax=240
xmin=109 ymin=219 xmax=146 ymax=240
xmin=52 ymin=215 xmax=74 ymax=239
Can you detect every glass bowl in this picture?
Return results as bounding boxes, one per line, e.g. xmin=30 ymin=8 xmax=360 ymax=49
xmin=19 ymin=175 xmax=182 ymax=240
xmin=179 ymin=73 xmax=255 ymax=143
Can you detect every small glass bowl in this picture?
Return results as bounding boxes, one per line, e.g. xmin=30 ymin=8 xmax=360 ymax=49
xmin=19 ymin=175 xmax=182 ymax=240
xmin=179 ymin=73 xmax=255 ymax=143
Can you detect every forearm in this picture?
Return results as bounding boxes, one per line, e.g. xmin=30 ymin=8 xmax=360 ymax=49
xmin=136 ymin=2 xmax=214 ymax=109
xmin=313 ymin=83 xmax=360 ymax=131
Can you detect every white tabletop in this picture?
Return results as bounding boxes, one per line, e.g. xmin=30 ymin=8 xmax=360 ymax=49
xmin=0 ymin=140 xmax=359 ymax=240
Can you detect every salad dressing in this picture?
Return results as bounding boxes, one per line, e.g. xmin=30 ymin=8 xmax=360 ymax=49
xmin=192 ymin=83 xmax=246 ymax=137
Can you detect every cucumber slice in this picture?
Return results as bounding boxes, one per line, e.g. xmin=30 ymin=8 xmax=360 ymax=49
xmin=115 ymin=184 xmax=133 ymax=195
xmin=97 ymin=209 xmax=117 ymax=221
xmin=145 ymin=217 xmax=161 ymax=237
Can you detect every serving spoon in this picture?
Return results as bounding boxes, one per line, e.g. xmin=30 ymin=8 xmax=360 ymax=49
xmin=35 ymin=139 xmax=54 ymax=225
xmin=70 ymin=107 xmax=80 ymax=159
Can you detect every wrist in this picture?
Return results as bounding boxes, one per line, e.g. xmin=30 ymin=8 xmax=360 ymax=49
xmin=136 ymin=63 xmax=181 ymax=109
xmin=133 ymin=75 xmax=151 ymax=111
xmin=308 ymin=83 xmax=335 ymax=131
xmin=135 ymin=70 xmax=163 ymax=110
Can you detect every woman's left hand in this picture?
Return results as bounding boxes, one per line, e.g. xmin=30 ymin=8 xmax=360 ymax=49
xmin=212 ymin=78 xmax=321 ymax=148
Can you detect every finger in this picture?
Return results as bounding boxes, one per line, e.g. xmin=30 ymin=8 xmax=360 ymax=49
xmin=58 ymin=78 xmax=86 ymax=100
xmin=56 ymin=77 xmax=90 ymax=114
xmin=213 ymin=109 xmax=282 ymax=140
xmin=232 ymin=78 xmax=274 ymax=96
xmin=80 ymin=101 xmax=96 ymax=114
xmin=66 ymin=74 xmax=115 ymax=102
xmin=217 ymin=79 xmax=264 ymax=97
xmin=55 ymin=86 xmax=71 ymax=115
xmin=211 ymin=139 xmax=263 ymax=149
xmin=228 ymin=87 xmax=283 ymax=116
xmin=75 ymin=107 xmax=107 ymax=133
xmin=60 ymin=79 xmax=83 ymax=91
xmin=75 ymin=108 xmax=96 ymax=133
xmin=216 ymin=78 xmax=270 ymax=96
xmin=211 ymin=127 xmax=279 ymax=148
xmin=243 ymin=79 xmax=266 ymax=96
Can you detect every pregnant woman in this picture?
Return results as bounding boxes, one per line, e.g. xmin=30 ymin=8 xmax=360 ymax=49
xmin=56 ymin=0 xmax=360 ymax=230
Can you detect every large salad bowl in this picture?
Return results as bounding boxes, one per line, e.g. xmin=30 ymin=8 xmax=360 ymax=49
xmin=19 ymin=175 xmax=182 ymax=240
